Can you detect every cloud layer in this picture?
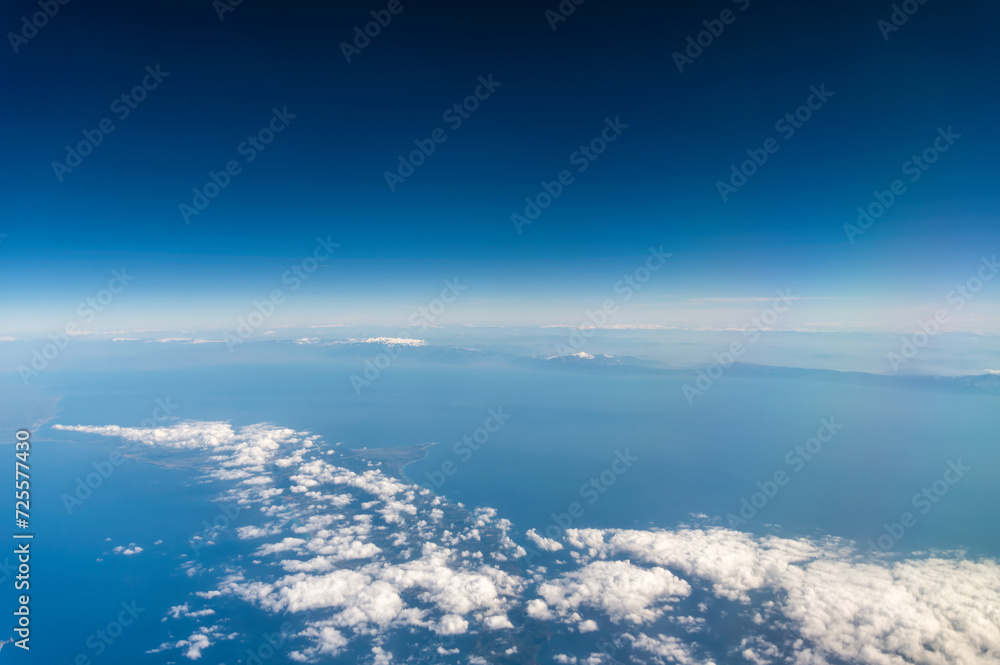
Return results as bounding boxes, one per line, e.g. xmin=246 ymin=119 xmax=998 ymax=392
xmin=55 ymin=420 xmax=1000 ymax=664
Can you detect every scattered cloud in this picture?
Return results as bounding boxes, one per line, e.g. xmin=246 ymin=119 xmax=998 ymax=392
xmin=112 ymin=543 xmax=144 ymax=556
xmin=61 ymin=420 xmax=1000 ymax=665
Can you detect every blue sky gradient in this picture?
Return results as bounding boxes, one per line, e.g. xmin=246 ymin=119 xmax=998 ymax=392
xmin=1 ymin=0 xmax=998 ymax=334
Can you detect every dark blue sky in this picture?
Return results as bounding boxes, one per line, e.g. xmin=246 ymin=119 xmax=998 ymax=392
xmin=2 ymin=0 xmax=998 ymax=332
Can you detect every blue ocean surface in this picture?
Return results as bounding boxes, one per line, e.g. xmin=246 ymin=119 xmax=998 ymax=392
xmin=14 ymin=434 xmax=218 ymax=664
xmin=13 ymin=356 xmax=1000 ymax=663
xmin=34 ymin=360 xmax=1000 ymax=556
